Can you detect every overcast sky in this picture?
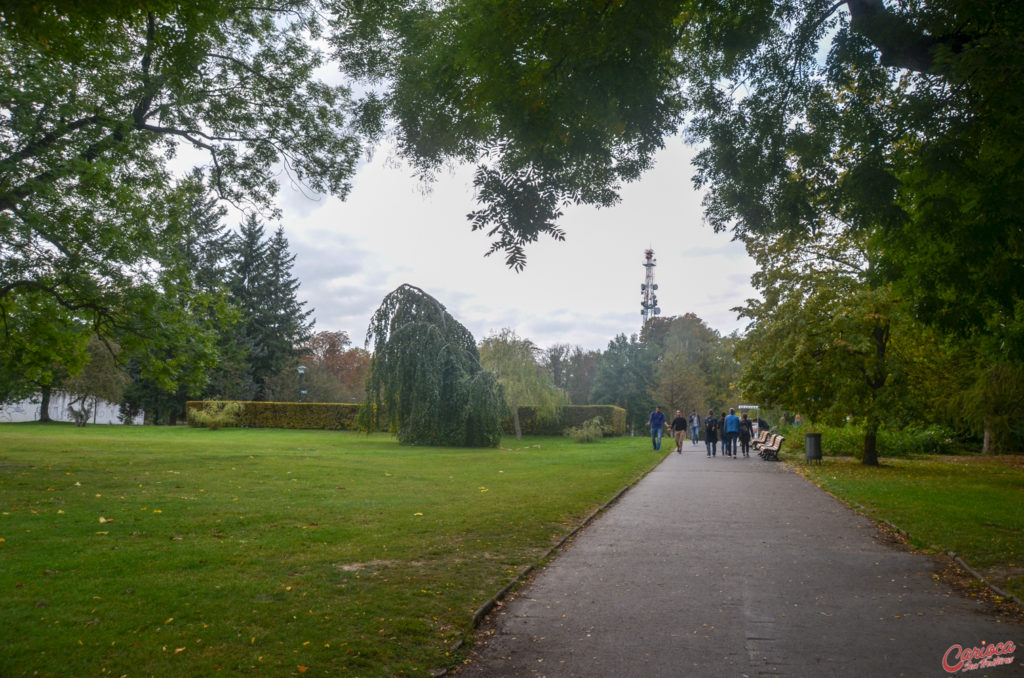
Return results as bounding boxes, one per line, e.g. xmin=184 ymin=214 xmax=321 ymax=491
xmin=276 ymin=138 xmax=759 ymax=352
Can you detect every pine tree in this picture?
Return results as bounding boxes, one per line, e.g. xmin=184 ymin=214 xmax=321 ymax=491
xmin=227 ymin=218 xmax=314 ymax=400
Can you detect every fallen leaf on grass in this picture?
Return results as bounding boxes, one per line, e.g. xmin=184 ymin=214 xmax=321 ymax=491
xmin=98 ymin=517 xmax=111 ymax=524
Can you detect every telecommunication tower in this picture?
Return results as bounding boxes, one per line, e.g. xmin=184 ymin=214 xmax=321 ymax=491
xmin=640 ymin=249 xmax=661 ymax=327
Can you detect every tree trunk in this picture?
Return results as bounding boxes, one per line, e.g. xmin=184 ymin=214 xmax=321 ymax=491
xmin=38 ymin=385 xmax=52 ymax=422
xmin=512 ymin=408 xmax=522 ymax=440
xmin=862 ymin=421 xmax=879 ymax=466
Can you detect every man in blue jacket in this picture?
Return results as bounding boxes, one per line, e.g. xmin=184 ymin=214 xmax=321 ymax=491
xmin=647 ymin=406 xmax=667 ymax=451
xmin=724 ymin=408 xmax=741 ymax=457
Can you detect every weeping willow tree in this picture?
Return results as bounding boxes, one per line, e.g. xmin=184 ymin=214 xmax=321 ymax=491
xmin=360 ymin=284 xmax=504 ymax=447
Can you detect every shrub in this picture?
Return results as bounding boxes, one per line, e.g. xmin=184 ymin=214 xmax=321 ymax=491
xmin=188 ymin=401 xmax=243 ymax=430
xmin=566 ymin=417 xmax=608 ymax=443
xmin=509 ymin=405 xmax=627 ymax=436
xmin=783 ymin=423 xmax=962 ymax=459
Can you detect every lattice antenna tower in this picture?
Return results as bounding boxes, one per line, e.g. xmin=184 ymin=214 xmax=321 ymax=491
xmin=640 ymin=248 xmax=660 ymax=328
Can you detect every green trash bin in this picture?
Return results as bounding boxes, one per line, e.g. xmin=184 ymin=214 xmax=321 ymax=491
xmin=805 ymin=433 xmax=822 ymax=463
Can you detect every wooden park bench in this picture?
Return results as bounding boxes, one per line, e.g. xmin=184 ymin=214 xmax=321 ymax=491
xmin=750 ymin=430 xmax=771 ymax=451
xmin=758 ymin=434 xmax=785 ymax=461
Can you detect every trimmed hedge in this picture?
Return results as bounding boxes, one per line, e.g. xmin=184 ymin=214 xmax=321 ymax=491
xmin=186 ymin=401 xmax=627 ymax=436
xmin=186 ymin=401 xmax=362 ymax=430
xmin=506 ymin=405 xmax=627 ymax=436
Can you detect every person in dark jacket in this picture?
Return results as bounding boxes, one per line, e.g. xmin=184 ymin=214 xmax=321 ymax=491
xmin=671 ymin=410 xmax=688 ymax=454
xmin=738 ymin=413 xmax=754 ymax=457
xmin=704 ymin=409 xmax=719 ymax=457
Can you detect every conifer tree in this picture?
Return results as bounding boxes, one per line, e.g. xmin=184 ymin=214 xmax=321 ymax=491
xmin=227 ymin=219 xmax=314 ymax=400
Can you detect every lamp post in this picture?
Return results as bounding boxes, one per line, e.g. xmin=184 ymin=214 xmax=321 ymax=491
xmin=297 ymin=364 xmax=307 ymax=402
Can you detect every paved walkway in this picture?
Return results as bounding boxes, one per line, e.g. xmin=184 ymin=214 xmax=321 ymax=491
xmin=457 ymin=444 xmax=1021 ymax=677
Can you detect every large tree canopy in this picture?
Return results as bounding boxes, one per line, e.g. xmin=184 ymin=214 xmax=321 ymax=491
xmin=361 ymin=284 xmax=504 ymax=447
xmin=331 ymin=0 xmax=1022 ymax=347
xmin=1 ymin=1 xmax=360 ymax=390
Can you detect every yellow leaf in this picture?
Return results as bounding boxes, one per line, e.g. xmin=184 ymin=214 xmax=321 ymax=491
xmin=174 ymin=647 xmax=185 ymax=653
xmin=165 ymin=617 xmax=174 ymax=624
xmin=98 ymin=516 xmax=110 ymax=523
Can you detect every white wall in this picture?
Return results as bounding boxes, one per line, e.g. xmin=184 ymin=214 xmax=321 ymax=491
xmin=0 ymin=392 xmax=143 ymax=425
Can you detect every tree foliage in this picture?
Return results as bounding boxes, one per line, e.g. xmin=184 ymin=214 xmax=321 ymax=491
xmin=227 ymin=218 xmax=314 ymax=400
xmin=479 ymin=328 xmax=565 ymax=439
xmin=542 ymin=344 xmax=600 ymax=405
xmin=63 ymin=336 xmax=129 ymax=426
xmin=361 ymin=284 xmax=503 ymax=447
xmin=1 ymin=0 xmax=359 ymax=396
xmin=333 ymin=1 xmax=1021 ymax=322
xmin=735 ymin=228 xmax=943 ymax=464
xmin=590 ymin=333 xmax=656 ymax=432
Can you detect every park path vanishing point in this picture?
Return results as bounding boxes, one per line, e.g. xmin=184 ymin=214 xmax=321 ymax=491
xmin=456 ymin=444 xmax=1021 ymax=678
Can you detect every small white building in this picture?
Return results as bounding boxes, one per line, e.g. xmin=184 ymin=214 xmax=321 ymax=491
xmin=0 ymin=392 xmax=142 ymax=425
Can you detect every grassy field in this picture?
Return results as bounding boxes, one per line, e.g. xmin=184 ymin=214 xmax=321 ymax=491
xmin=0 ymin=424 xmax=664 ymax=677
xmin=787 ymin=452 xmax=1024 ymax=601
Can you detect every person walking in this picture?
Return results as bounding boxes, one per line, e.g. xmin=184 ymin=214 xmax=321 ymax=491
xmin=647 ymin=406 xmax=667 ymax=452
xmin=724 ymin=408 xmax=741 ymax=458
xmin=738 ymin=412 xmax=754 ymax=457
xmin=688 ymin=409 xmax=701 ymax=446
xmin=719 ymin=412 xmax=729 ymax=456
xmin=671 ymin=410 xmax=688 ymax=454
xmin=704 ymin=409 xmax=719 ymax=457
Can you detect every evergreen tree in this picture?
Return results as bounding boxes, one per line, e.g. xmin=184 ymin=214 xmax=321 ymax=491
xmin=227 ymin=219 xmax=314 ymax=400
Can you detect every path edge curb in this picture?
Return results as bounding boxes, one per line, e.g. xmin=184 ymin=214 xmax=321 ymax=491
xmin=784 ymin=457 xmax=1023 ymax=608
xmin=470 ymin=449 xmax=671 ymax=629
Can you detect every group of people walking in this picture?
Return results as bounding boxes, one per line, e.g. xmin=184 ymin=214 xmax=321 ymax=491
xmin=647 ymin=406 xmax=755 ymax=457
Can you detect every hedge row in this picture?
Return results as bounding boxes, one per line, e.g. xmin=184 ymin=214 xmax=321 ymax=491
xmin=186 ymin=401 xmax=627 ymax=436
xmin=186 ymin=401 xmax=362 ymax=430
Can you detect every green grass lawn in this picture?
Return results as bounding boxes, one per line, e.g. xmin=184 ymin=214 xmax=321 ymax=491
xmin=0 ymin=424 xmax=663 ymax=677
xmin=788 ymin=453 xmax=1024 ymax=601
